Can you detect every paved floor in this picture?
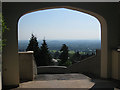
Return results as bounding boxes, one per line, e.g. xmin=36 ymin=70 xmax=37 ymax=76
xmin=12 ymin=73 xmax=120 ymax=89
xmin=35 ymin=73 xmax=92 ymax=80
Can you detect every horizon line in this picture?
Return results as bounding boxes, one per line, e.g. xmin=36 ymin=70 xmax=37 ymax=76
xmin=18 ymin=39 xmax=101 ymax=41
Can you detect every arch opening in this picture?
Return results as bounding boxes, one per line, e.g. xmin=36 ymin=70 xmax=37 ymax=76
xmin=17 ymin=6 xmax=107 ymax=78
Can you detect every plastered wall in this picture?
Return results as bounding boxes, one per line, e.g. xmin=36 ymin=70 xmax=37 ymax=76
xmin=68 ymin=50 xmax=101 ymax=77
xmin=19 ymin=52 xmax=35 ymax=81
xmin=112 ymin=50 xmax=120 ymax=80
xmin=2 ymin=2 xmax=120 ymax=86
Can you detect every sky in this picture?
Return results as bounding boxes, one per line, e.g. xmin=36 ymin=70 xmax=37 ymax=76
xmin=18 ymin=8 xmax=101 ymax=40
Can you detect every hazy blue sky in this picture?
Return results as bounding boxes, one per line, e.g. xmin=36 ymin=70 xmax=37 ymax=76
xmin=18 ymin=8 xmax=101 ymax=40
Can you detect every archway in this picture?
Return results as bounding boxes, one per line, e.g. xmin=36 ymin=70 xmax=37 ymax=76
xmin=3 ymin=2 xmax=113 ymax=87
xmin=18 ymin=6 xmax=107 ymax=77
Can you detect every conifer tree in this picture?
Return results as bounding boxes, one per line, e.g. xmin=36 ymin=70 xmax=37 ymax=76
xmin=39 ymin=39 xmax=53 ymax=66
xmin=26 ymin=34 xmax=40 ymax=66
xmin=26 ymin=34 xmax=39 ymax=51
xmin=59 ymin=44 xmax=69 ymax=65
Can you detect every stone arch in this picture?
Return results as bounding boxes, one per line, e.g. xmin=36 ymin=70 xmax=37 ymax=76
xmin=18 ymin=6 xmax=107 ymax=78
xmin=4 ymin=2 xmax=115 ymax=87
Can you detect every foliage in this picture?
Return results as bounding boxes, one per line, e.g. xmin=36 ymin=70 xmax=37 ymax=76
xmin=26 ymin=34 xmax=40 ymax=66
xmin=70 ymin=51 xmax=81 ymax=63
xmin=63 ymin=60 xmax=72 ymax=67
xmin=74 ymin=51 xmax=81 ymax=61
xmin=59 ymin=44 xmax=69 ymax=65
xmin=0 ymin=14 xmax=9 ymax=52
xmin=39 ymin=39 xmax=53 ymax=66
xmin=25 ymin=35 xmax=97 ymax=66
xmin=26 ymin=35 xmax=54 ymax=66
xmin=26 ymin=34 xmax=39 ymax=51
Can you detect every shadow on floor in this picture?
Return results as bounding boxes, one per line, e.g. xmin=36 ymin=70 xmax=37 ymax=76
xmin=89 ymin=78 xmax=120 ymax=90
xmin=2 ymin=85 xmax=19 ymax=90
xmin=81 ymin=72 xmax=120 ymax=90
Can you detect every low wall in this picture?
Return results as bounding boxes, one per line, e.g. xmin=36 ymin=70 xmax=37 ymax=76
xmin=18 ymin=51 xmax=37 ymax=81
xmin=68 ymin=50 xmax=101 ymax=77
xmin=37 ymin=66 xmax=68 ymax=74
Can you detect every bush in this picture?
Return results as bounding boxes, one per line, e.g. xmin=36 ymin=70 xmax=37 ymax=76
xmin=63 ymin=60 xmax=72 ymax=67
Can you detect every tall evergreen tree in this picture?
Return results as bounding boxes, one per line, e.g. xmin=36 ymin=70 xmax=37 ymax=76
xmin=26 ymin=34 xmax=39 ymax=51
xmin=39 ymin=39 xmax=53 ymax=66
xmin=26 ymin=34 xmax=40 ymax=66
xmin=59 ymin=44 xmax=69 ymax=65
